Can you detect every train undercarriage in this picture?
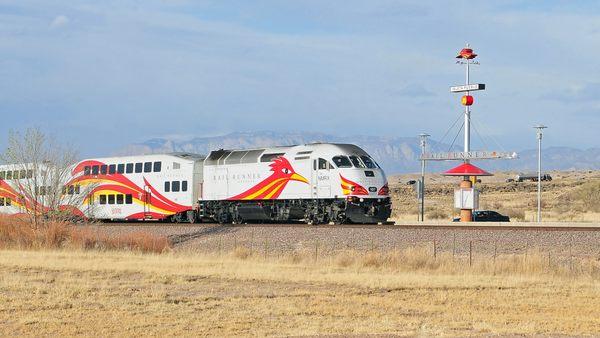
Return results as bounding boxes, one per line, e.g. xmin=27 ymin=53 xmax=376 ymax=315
xmin=185 ymin=197 xmax=391 ymax=225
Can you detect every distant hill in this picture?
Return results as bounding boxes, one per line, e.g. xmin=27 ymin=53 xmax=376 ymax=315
xmin=117 ymin=131 xmax=600 ymax=174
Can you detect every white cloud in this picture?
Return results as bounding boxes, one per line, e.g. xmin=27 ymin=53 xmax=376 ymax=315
xmin=50 ymin=15 xmax=69 ymax=29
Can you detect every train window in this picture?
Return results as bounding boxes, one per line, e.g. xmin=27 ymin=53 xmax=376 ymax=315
xmin=92 ymin=165 xmax=99 ymax=175
xmin=100 ymin=165 xmax=107 ymax=175
xmin=349 ymin=155 xmax=365 ymax=168
xmin=20 ymin=170 xmax=26 ymax=179
xmin=75 ymin=185 xmax=80 ymax=194
xmin=173 ymin=162 xmax=180 ymax=169
xmin=360 ymin=156 xmax=377 ymax=169
xmin=318 ymin=158 xmax=328 ymax=170
xmin=144 ymin=162 xmax=152 ymax=173
xmin=135 ymin=163 xmax=143 ymax=173
xmin=261 ymin=153 xmax=284 ymax=163
xmin=27 ymin=170 xmax=33 ymax=178
xmin=172 ymin=181 xmax=180 ymax=192
xmin=68 ymin=185 xmax=74 ymax=195
xmin=108 ymin=164 xmax=116 ymax=174
xmin=125 ymin=194 xmax=132 ymax=204
xmin=6 ymin=171 xmax=12 ymax=180
xmin=108 ymin=194 xmax=115 ymax=204
xmin=5 ymin=198 xmax=10 ymax=206
xmin=116 ymin=194 xmax=124 ymax=204
xmin=153 ymin=161 xmax=161 ymax=172
xmin=332 ymin=156 xmax=352 ymax=168
xmin=0 ymin=171 xmax=5 ymax=179
xmin=13 ymin=171 xmax=19 ymax=179
xmin=126 ymin=163 xmax=134 ymax=173
xmin=83 ymin=166 xmax=90 ymax=176
xmin=182 ymin=181 xmax=188 ymax=192
xmin=117 ymin=164 xmax=125 ymax=174
xmin=164 ymin=181 xmax=170 ymax=192
xmin=99 ymin=195 xmax=107 ymax=205
xmin=0 ymin=197 xmax=4 ymax=206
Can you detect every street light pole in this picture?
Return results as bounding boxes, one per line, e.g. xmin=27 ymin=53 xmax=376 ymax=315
xmin=534 ymin=125 xmax=547 ymax=223
xmin=419 ymin=133 xmax=430 ymax=222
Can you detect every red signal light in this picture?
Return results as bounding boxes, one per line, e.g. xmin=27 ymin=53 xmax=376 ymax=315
xmin=461 ymin=95 xmax=474 ymax=106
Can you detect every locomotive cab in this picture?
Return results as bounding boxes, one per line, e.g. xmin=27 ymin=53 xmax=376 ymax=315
xmin=306 ymin=144 xmax=391 ymax=223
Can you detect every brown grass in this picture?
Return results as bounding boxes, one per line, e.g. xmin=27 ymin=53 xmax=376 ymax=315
xmin=0 ymin=215 xmax=170 ymax=253
xmin=499 ymin=207 xmax=526 ymax=221
xmin=0 ymin=248 xmax=598 ymax=336
xmin=426 ymin=208 xmax=448 ymax=220
xmin=566 ymin=180 xmax=600 ymax=212
xmin=391 ymin=171 xmax=600 ymax=223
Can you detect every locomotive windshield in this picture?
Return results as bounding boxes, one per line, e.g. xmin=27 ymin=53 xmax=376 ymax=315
xmin=332 ymin=155 xmax=378 ymax=169
xmin=348 ymin=155 xmax=364 ymax=168
xmin=360 ymin=156 xmax=377 ymax=169
xmin=332 ymin=156 xmax=352 ymax=168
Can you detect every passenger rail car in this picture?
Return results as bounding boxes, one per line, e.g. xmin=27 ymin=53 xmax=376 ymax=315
xmin=72 ymin=153 xmax=204 ymax=221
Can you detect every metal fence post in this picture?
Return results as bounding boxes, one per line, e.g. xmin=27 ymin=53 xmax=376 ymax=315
xmin=469 ymin=241 xmax=473 ymax=267
xmin=452 ymin=233 xmax=456 ymax=258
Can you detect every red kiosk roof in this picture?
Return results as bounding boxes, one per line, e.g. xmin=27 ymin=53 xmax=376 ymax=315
xmin=443 ymin=163 xmax=492 ymax=176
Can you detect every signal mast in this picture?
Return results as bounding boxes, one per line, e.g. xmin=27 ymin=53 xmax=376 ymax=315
xmin=420 ymin=44 xmax=517 ymax=222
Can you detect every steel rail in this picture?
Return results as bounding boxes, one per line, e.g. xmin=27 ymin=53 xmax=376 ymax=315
xmin=91 ymin=222 xmax=600 ymax=232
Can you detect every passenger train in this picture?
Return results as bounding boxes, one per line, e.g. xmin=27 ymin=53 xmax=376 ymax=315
xmin=0 ymin=143 xmax=391 ymax=224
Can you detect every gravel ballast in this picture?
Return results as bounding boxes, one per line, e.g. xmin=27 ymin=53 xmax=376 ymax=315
xmin=89 ymin=224 xmax=600 ymax=259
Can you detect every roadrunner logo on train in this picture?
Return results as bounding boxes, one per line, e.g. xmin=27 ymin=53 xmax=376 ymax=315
xmin=0 ymin=143 xmax=391 ymax=224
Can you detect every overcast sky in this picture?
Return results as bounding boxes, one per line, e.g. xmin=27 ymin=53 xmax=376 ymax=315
xmin=1 ymin=1 xmax=599 ymax=156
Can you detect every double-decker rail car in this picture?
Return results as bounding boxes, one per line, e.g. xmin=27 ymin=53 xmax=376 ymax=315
xmin=0 ymin=164 xmax=37 ymax=215
xmin=71 ymin=153 xmax=205 ymax=221
xmin=198 ymin=143 xmax=391 ymax=224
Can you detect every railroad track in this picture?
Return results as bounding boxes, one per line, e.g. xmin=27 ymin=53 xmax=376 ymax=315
xmin=95 ymin=222 xmax=600 ymax=231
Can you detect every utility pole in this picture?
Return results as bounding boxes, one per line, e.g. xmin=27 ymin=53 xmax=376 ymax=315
xmin=419 ymin=133 xmax=430 ymax=222
xmin=534 ymin=125 xmax=547 ymax=223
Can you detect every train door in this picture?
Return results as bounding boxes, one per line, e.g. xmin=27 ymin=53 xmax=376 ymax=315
xmin=143 ymin=185 xmax=152 ymax=219
xmin=314 ymin=158 xmax=332 ymax=198
xmin=86 ymin=192 xmax=94 ymax=219
xmin=310 ymin=160 xmax=318 ymax=198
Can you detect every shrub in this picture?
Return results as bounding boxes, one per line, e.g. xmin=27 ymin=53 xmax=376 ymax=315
xmin=568 ymin=180 xmax=600 ymax=212
xmin=231 ymin=246 xmax=252 ymax=260
xmin=0 ymin=215 xmax=171 ymax=253
xmin=427 ymin=209 xmax=448 ymax=220
xmin=500 ymin=208 xmax=525 ymax=221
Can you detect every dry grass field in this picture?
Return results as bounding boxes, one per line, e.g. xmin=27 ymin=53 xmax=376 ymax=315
xmin=1 ymin=248 xmax=599 ymax=336
xmin=391 ymin=170 xmax=600 ymax=222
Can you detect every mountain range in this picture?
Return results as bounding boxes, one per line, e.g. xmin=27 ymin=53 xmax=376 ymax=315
xmin=116 ymin=131 xmax=600 ymax=174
